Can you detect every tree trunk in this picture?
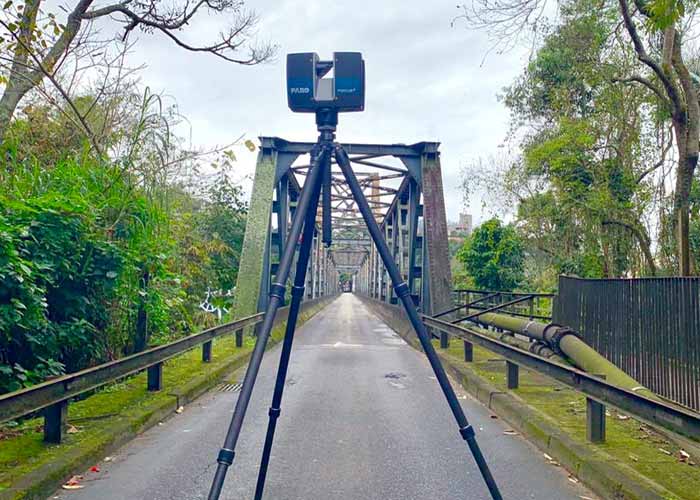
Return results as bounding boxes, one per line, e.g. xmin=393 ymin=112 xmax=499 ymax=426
xmin=671 ymin=31 xmax=700 ymax=276
xmin=0 ymin=0 xmax=42 ymax=143
xmin=674 ymin=151 xmax=696 ymax=276
xmin=0 ymin=79 xmax=36 ymax=142
xmin=0 ymin=0 xmax=93 ymax=144
xmin=602 ymin=219 xmax=657 ymax=276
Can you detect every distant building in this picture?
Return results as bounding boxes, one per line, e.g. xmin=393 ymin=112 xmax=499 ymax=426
xmin=449 ymin=212 xmax=472 ymax=237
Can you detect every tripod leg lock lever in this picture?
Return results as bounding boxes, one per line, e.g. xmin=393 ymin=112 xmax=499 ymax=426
xmin=393 ymin=282 xmax=410 ymax=298
xmin=291 ymin=285 xmax=305 ymax=298
xmin=269 ymin=407 xmax=281 ymax=419
xmin=269 ymin=283 xmax=286 ymax=301
xmin=217 ymin=448 xmax=235 ymax=465
xmin=459 ymin=425 xmax=475 ymax=441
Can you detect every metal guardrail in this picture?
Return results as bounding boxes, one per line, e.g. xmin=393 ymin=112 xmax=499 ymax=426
xmin=0 ymin=295 xmax=335 ymax=444
xmin=452 ymin=289 xmax=554 ymax=321
xmin=423 ymin=315 xmax=700 ymax=442
xmin=0 ymin=314 xmax=262 ymax=423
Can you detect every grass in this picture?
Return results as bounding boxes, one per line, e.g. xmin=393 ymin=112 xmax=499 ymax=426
xmin=0 ymin=339 xmax=251 ymax=492
xmin=0 ymin=297 xmax=331 ymax=498
xmin=440 ymin=340 xmax=699 ymax=500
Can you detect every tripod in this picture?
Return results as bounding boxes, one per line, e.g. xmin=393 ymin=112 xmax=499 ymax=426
xmin=207 ymin=110 xmax=502 ymax=500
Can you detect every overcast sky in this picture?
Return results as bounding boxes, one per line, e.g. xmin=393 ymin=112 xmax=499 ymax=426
xmin=119 ymin=0 xmax=529 ymax=224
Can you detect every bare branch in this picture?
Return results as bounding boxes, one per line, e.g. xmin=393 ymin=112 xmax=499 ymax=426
xmin=0 ymin=16 xmax=102 ymax=155
xmin=636 ymin=130 xmax=673 ymax=184
xmin=612 ymin=75 xmax=670 ymax=105
xmin=618 ymin=0 xmax=683 ymax=115
xmin=80 ymin=0 xmax=274 ymax=64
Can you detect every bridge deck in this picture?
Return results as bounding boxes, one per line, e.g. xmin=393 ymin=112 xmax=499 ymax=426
xmin=53 ymin=295 xmax=593 ymax=499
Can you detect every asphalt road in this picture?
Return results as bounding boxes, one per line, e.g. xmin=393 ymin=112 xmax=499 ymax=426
xmin=53 ymin=294 xmax=594 ymax=500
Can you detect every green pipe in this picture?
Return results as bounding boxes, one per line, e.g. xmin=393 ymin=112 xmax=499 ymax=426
xmin=463 ymin=311 xmax=658 ymax=401
xmin=465 ymin=323 xmax=570 ymax=365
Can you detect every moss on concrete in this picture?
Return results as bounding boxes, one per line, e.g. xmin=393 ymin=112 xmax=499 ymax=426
xmin=0 ymin=296 xmax=335 ymax=500
xmin=440 ymin=341 xmax=697 ymax=500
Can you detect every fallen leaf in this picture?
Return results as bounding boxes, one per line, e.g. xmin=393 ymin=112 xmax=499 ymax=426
xmin=62 ymin=475 xmax=83 ymax=489
xmin=175 ymin=406 xmax=184 ymax=414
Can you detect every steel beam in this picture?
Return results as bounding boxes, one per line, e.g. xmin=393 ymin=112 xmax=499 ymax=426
xmin=234 ymin=148 xmax=278 ymax=319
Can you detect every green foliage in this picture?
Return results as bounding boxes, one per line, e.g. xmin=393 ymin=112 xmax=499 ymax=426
xmin=486 ymin=2 xmax=660 ymax=279
xmin=457 ymin=218 xmax=524 ymax=291
xmin=0 ymin=126 xmax=248 ymax=393
xmin=644 ymin=0 xmax=698 ymax=28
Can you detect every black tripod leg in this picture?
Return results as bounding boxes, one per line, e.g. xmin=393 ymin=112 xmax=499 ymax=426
xmin=253 ymin=155 xmax=325 ymax=500
xmin=334 ymin=145 xmax=503 ymax=500
xmin=207 ymin=146 xmax=330 ymax=500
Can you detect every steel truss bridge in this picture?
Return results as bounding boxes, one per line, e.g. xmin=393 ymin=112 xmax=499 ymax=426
xmin=235 ymin=136 xmax=454 ymax=320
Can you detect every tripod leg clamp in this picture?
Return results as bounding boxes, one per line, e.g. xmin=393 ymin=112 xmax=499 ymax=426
xmin=459 ymin=425 xmax=475 ymax=441
xmin=393 ymin=282 xmax=410 ymax=299
xmin=269 ymin=407 xmax=281 ymax=419
xmin=291 ymin=285 xmax=305 ymax=299
xmin=269 ymin=283 xmax=286 ymax=301
xmin=217 ymin=448 xmax=235 ymax=465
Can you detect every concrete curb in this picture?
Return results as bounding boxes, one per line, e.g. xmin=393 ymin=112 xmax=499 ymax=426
xmin=3 ymin=296 xmax=336 ymax=500
xmin=359 ymin=296 xmax=678 ymax=500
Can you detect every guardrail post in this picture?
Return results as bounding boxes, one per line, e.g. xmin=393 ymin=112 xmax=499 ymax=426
xmin=506 ymin=361 xmax=519 ymax=389
xmin=202 ymin=340 xmax=212 ymax=362
xmin=586 ymin=374 xmax=606 ymax=443
xmin=43 ymin=400 xmax=67 ymax=443
xmin=440 ymin=331 xmax=449 ymax=349
xmin=235 ymin=328 xmax=243 ymax=347
xmin=463 ymin=340 xmax=473 ymax=362
xmin=147 ymin=363 xmax=163 ymax=391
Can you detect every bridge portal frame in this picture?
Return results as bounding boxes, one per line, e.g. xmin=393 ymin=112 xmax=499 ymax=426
xmin=233 ymin=137 xmax=454 ymax=319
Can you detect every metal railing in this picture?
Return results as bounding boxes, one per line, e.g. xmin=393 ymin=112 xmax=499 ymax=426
xmin=363 ymin=295 xmax=700 ymax=444
xmin=0 ymin=296 xmax=330 ymax=444
xmin=554 ymin=275 xmax=700 ymax=412
xmin=422 ymin=315 xmax=700 ymax=443
xmin=452 ymin=289 xmax=554 ymax=321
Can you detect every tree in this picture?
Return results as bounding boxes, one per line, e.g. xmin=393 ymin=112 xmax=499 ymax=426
xmin=457 ymin=218 xmax=525 ymax=291
xmin=455 ymin=0 xmax=700 ymax=275
xmin=0 ymin=0 xmax=275 ymax=143
xmin=615 ymin=0 xmax=699 ymax=275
